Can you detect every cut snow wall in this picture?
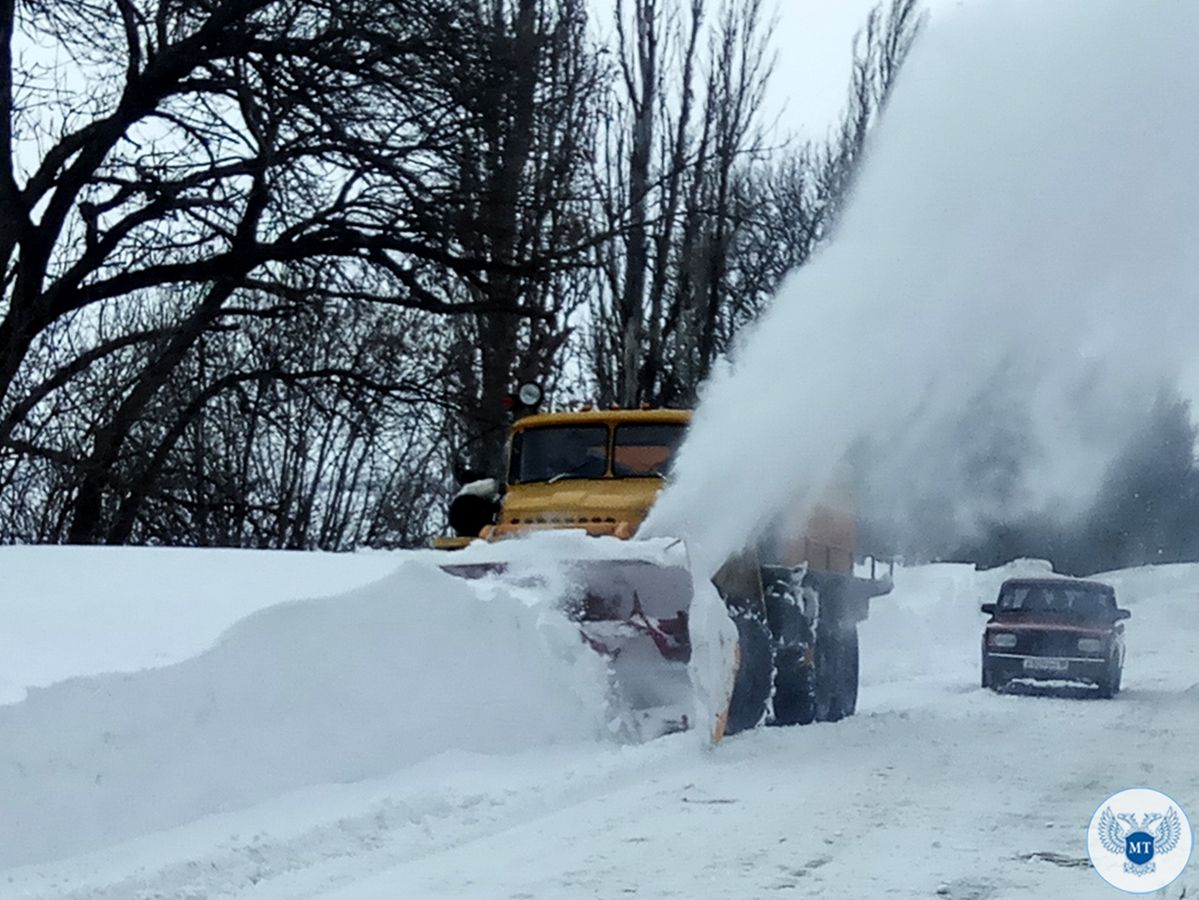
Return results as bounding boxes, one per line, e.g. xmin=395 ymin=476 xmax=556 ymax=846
xmin=0 ymin=561 xmax=609 ymax=868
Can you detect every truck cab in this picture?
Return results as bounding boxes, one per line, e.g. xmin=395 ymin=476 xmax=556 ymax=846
xmin=491 ymin=408 xmax=689 ymax=538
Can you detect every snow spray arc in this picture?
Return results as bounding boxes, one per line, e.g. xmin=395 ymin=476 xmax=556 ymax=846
xmin=1088 ymin=788 xmax=1193 ymax=893
xmin=644 ymin=1 xmax=1199 ymax=574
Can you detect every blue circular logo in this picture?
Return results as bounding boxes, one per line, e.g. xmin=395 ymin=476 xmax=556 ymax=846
xmin=1088 ymin=788 xmax=1193 ymax=893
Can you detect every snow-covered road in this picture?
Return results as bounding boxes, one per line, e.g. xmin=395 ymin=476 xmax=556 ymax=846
xmin=1 ymin=550 xmax=1195 ymax=899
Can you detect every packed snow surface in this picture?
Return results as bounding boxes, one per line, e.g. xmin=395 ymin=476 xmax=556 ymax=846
xmin=1 ymin=546 xmax=1195 ymax=899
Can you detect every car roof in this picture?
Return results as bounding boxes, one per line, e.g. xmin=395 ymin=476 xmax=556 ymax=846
xmin=999 ymin=576 xmax=1114 ymax=595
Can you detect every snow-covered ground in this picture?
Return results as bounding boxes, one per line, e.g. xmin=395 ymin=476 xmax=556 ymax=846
xmin=1 ymin=546 xmax=1195 ymax=899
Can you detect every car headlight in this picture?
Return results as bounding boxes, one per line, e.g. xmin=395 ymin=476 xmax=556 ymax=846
xmin=990 ymin=633 xmax=1017 ymax=649
xmin=1078 ymin=637 xmax=1104 ymax=653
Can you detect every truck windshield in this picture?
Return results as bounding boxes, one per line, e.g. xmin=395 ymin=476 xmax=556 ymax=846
xmin=509 ymin=426 xmax=609 ymax=483
xmin=612 ymin=424 xmax=686 ymax=478
xmin=997 ymin=584 xmax=1114 ymax=618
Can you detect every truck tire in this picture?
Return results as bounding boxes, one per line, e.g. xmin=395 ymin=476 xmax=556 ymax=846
xmin=772 ymin=648 xmax=817 ymax=726
xmin=813 ymin=625 xmax=838 ymax=722
xmin=813 ymin=624 xmax=860 ymax=723
xmin=834 ymin=625 xmax=860 ymax=718
xmin=725 ymin=608 xmax=773 ymax=735
xmin=760 ymin=566 xmax=817 ymax=727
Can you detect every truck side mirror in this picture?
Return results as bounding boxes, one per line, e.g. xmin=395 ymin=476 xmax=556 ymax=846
xmin=1115 ymin=608 xmax=1131 ymax=621
xmin=980 ymin=603 xmax=997 ymax=616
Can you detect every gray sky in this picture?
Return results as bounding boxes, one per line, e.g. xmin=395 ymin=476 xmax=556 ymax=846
xmin=588 ymin=0 xmax=979 ymax=138
xmin=768 ymin=0 xmax=881 ymax=134
xmin=768 ymin=0 xmax=975 ymax=135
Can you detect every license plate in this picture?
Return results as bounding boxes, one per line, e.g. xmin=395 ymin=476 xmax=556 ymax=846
xmin=1023 ymin=657 xmax=1068 ymax=672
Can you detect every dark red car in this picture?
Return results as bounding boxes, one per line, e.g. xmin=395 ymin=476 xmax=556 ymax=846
xmin=980 ymin=577 xmax=1130 ymax=697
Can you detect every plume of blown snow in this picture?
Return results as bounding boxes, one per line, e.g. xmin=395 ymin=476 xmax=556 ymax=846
xmin=645 ymin=0 xmax=1199 ymax=570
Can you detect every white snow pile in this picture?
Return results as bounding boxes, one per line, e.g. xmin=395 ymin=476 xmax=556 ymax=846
xmin=0 ymin=550 xmax=609 ymax=869
xmin=860 ymin=557 xmax=1056 ymax=688
xmin=0 ymin=545 xmax=402 ymax=705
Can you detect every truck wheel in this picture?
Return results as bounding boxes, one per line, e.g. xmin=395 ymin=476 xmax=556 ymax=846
xmin=816 ymin=627 xmax=859 ymax=722
xmin=813 ymin=626 xmax=842 ymax=722
xmin=834 ymin=625 xmax=860 ymax=718
xmin=772 ymin=648 xmax=817 ymax=726
xmin=760 ymin=566 xmax=816 ymax=727
xmin=725 ymin=608 xmax=773 ymax=735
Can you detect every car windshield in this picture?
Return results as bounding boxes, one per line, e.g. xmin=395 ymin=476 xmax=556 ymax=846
xmin=997 ymin=583 xmax=1115 ymax=618
xmin=509 ymin=425 xmax=609 ymax=483
xmin=612 ymin=424 xmax=686 ymax=477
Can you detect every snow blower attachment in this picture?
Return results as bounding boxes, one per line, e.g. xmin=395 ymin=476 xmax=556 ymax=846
xmin=443 ymin=551 xmax=702 ymax=740
xmin=435 ymin=405 xmax=894 ymax=743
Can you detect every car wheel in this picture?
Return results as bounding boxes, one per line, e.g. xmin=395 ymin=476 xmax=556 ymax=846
xmin=981 ymin=655 xmax=1004 ymax=691
xmin=1097 ymin=658 xmax=1120 ymax=699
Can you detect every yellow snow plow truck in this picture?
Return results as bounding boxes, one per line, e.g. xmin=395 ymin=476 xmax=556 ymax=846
xmin=435 ymin=404 xmax=893 ymax=742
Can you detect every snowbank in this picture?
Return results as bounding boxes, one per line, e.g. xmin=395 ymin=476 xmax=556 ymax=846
xmin=0 ymin=545 xmax=402 ymax=704
xmin=860 ymin=558 xmax=1056 ymax=688
xmin=0 ymin=559 xmax=609 ymax=868
xmin=1092 ymin=562 xmax=1199 ymax=604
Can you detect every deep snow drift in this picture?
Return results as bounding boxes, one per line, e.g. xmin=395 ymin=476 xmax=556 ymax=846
xmin=0 ymin=545 xmax=402 ymax=704
xmin=1 ymin=547 xmax=1194 ymax=900
xmin=646 ymin=0 xmax=1199 ymax=571
xmin=0 ymin=548 xmax=610 ymax=869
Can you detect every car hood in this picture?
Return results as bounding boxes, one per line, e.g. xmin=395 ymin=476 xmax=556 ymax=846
xmin=985 ymin=620 xmax=1112 ymax=637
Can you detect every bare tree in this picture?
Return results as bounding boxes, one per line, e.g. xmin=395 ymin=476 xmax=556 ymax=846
xmin=109 ymin=299 xmax=453 ymax=548
xmin=590 ymin=0 xmax=774 ymax=407
xmin=815 ymin=0 xmax=923 ymax=230
xmin=417 ymin=0 xmax=605 ymax=476
xmin=0 ymin=0 xmax=922 ymax=548
xmin=587 ymin=0 xmax=922 ymax=407
xmin=0 ymin=0 xmax=601 ymax=542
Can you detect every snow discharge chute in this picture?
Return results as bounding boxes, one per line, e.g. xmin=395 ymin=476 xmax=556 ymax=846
xmin=434 ymin=407 xmax=894 ymax=744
